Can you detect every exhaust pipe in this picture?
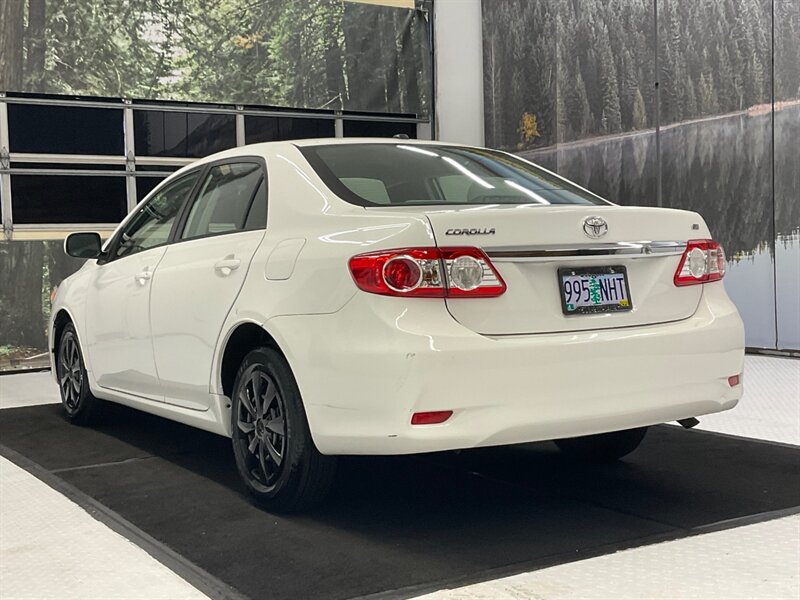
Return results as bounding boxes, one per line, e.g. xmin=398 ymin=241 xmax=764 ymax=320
xmin=677 ymin=417 xmax=700 ymax=429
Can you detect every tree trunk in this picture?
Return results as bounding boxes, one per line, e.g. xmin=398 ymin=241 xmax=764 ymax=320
xmin=0 ymin=0 xmax=24 ymax=91
xmin=0 ymin=241 xmax=47 ymax=349
xmin=25 ymin=0 xmax=46 ymax=90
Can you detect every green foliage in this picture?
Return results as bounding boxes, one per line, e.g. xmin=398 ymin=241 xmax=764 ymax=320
xmin=483 ymin=0 xmax=799 ymax=150
xmin=631 ymin=87 xmax=647 ymax=130
xmin=11 ymin=0 xmax=429 ymax=115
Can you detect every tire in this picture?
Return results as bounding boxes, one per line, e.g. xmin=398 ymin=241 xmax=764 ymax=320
xmin=230 ymin=347 xmax=337 ymax=512
xmin=56 ymin=323 xmax=100 ymax=425
xmin=554 ymin=427 xmax=648 ymax=463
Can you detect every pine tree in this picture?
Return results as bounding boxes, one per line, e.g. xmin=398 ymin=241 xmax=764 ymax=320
xmin=631 ymin=87 xmax=647 ymax=130
xmin=598 ymin=26 xmax=622 ymax=134
xmin=565 ymin=57 xmax=592 ymax=138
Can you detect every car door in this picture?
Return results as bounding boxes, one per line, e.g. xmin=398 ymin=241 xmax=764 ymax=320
xmin=85 ymin=171 xmax=201 ymax=400
xmin=149 ymin=160 xmax=268 ymax=410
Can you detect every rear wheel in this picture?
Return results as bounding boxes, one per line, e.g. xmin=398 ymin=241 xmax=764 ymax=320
xmin=554 ymin=427 xmax=648 ymax=463
xmin=231 ymin=347 xmax=336 ymax=512
xmin=57 ymin=324 xmax=99 ymax=425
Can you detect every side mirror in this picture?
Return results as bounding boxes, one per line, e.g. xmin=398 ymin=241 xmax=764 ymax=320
xmin=64 ymin=232 xmax=103 ymax=259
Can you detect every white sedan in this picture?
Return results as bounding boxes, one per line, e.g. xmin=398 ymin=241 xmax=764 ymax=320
xmin=50 ymin=139 xmax=744 ymax=510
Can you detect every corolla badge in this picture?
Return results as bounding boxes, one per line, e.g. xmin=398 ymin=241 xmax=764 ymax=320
xmin=582 ymin=216 xmax=608 ymax=238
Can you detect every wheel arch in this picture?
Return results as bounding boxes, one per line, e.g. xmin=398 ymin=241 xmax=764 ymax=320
xmin=217 ymin=321 xmax=290 ymax=401
xmin=52 ymin=308 xmax=74 ymax=353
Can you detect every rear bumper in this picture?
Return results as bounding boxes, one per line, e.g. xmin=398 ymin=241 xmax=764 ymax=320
xmin=269 ymin=282 xmax=745 ymax=455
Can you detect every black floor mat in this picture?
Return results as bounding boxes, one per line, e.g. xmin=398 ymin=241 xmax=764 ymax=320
xmin=1 ymin=402 xmax=799 ymax=600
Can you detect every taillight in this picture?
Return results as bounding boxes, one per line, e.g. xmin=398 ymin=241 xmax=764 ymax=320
xmin=674 ymin=239 xmax=726 ymax=286
xmin=349 ymin=247 xmax=506 ymax=298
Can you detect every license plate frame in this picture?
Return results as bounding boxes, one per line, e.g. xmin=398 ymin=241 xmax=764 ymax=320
xmin=558 ymin=265 xmax=633 ymax=315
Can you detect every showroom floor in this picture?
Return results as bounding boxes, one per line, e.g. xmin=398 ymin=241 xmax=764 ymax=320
xmin=1 ymin=355 xmax=798 ymax=600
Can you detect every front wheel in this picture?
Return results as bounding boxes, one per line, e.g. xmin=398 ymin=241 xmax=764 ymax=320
xmin=231 ymin=347 xmax=336 ymax=512
xmin=57 ymin=323 xmax=100 ymax=425
xmin=554 ymin=427 xmax=648 ymax=463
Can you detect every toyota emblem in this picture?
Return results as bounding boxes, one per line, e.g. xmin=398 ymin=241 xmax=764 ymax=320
xmin=582 ymin=216 xmax=608 ymax=238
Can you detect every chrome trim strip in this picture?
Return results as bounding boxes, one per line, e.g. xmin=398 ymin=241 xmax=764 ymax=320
xmin=486 ymin=241 xmax=687 ymax=261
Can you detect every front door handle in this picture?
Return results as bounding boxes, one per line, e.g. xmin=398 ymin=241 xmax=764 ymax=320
xmin=214 ymin=257 xmax=241 ymax=276
xmin=134 ymin=268 xmax=153 ymax=286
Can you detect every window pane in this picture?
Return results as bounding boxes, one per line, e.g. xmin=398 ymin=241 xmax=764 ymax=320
xmin=182 ymin=163 xmax=263 ymax=239
xmin=115 ymin=172 xmax=199 ymax=258
xmin=133 ymin=111 xmax=236 ymax=157
xmin=135 ymin=177 xmax=169 ymax=202
xmin=343 ymin=120 xmax=417 ymax=138
xmin=8 ymin=104 xmax=124 ymax=155
xmin=300 ymin=144 xmax=607 ymax=207
xmin=243 ymin=179 xmax=267 ymax=230
xmin=11 ymin=175 xmax=127 ymax=224
xmin=245 ymin=116 xmax=335 ymax=143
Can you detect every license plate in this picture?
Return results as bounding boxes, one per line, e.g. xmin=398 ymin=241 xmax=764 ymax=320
xmin=558 ymin=266 xmax=632 ymax=315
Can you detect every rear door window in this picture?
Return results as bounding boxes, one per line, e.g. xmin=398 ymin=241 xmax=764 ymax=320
xmin=181 ymin=162 xmax=265 ymax=240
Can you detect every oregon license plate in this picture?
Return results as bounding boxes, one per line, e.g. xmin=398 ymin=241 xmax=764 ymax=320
xmin=558 ymin=266 xmax=632 ymax=315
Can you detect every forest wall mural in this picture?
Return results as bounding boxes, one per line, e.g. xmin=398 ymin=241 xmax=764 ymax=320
xmin=483 ymin=0 xmax=800 ymax=350
xmin=0 ymin=0 xmax=430 ymax=115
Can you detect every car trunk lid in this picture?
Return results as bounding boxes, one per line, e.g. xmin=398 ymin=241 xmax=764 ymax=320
xmin=422 ymin=204 xmax=706 ymax=335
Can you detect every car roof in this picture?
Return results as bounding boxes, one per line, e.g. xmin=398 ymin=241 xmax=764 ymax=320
xmin=290 ymin=137 xmax=462 ymax=148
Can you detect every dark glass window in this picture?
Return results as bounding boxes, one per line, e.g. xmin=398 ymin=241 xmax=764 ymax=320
xmin=299 ymin=144 xmax=609 ymax=207
xmin=343 ymin=120 xmax=417 ymax=139
xmin=11 ymin=175 xmax=127 ymax=224
xmin=244 ymin=179 xmax=267 ymax=230
xmin=8 ymin=104 xmax=124 ymax=155
xmin=133 ymin=111 xmax=236 ymax=157
xmin=10 ymin=162 xmax=126 ymax=171
xmin=181 ymin=163 xmax=264 ymax=239
xmin=244 ymin=116 xmax=335 ymax=144
xmin=136 ymin=177 xmax=169 ymax=201
xmin=114 ymin=172 xmax=200 ymax=258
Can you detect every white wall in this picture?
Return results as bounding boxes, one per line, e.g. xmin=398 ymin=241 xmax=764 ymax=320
xmin=434 ymin=0 xmax=484 ymax=145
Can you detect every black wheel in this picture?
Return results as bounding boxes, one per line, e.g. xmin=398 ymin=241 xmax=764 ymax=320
xmin=57 ymin=323 xmax=99 ymax=425
xmin=554 ymin=427 xmax=648 ymax=463
xmin=231 ymin=347 xmax=336 ymax=512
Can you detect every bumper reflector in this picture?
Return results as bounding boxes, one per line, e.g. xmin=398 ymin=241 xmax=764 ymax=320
xmin=411 ymin=410 xmax=453 ymax=425
xmin=728 ymin=374 xmax=741 ymax=387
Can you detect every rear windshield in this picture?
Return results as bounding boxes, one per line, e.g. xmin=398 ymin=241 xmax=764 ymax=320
xmin=298 ymin=143 xmax=608 ymax=207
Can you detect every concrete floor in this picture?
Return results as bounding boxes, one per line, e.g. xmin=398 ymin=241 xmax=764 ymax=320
xmin=1 ymin=355 xmax=798 ymax=600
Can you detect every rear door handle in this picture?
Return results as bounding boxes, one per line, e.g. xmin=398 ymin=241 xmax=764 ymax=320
xmin=214 ymin=257 xmax=241 ymax=276
xmin=134 ymin=268 xmax=153 ymax=286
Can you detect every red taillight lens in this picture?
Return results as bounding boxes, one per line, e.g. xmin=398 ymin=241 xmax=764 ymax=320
xmin=674 ymin=239 xmax=726 ymax=286
xmin=348 ymin=247 xmax=506 ymax=298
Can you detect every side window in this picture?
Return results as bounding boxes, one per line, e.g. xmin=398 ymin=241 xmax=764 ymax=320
xmin=243 ymin=178 xmax=267 ymax=230
xmin=114 ymin=172 xmax=199 ymax=259
xmin=181 ymin=162 xmax=264 ymax=240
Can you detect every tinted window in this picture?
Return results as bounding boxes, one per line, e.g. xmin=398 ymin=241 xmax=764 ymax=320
xmin=135 ymin=176 xmax=169 ymax=201
xmin=133 ymin=111 xmax=236 ymax=157
xmin=181 ymin=163 xmax=264 ymax=240
xmin=115 ymin=172 xmax=199 ymax=258
xmin=300 ymin=144 xmax=608 ymax=207
xmin=8 ymin=104 xmax=124 ymax=155
xmin=245 ymin=115 xmax=335 ymax=143
xmin=244 ymin=179 xmax=267 ymax=230
xmin=11 ymin=175 xmax=127 ymax=224
xmin=343 ymin=120 xmax=416 ymax=138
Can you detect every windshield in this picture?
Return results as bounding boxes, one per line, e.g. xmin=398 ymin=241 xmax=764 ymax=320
xmin=298 ymin=143 xmax=609 ymax=207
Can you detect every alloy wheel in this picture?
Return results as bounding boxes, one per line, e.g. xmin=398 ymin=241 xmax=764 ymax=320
xmin=59 ymin=334 xmax=82 ymax=412
xmin=235 ymin=368 xmax=287 ymax=491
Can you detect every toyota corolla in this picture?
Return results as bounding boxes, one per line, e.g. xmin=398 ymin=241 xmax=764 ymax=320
xmin=50 ymin=139 xmax=745 ymax=510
